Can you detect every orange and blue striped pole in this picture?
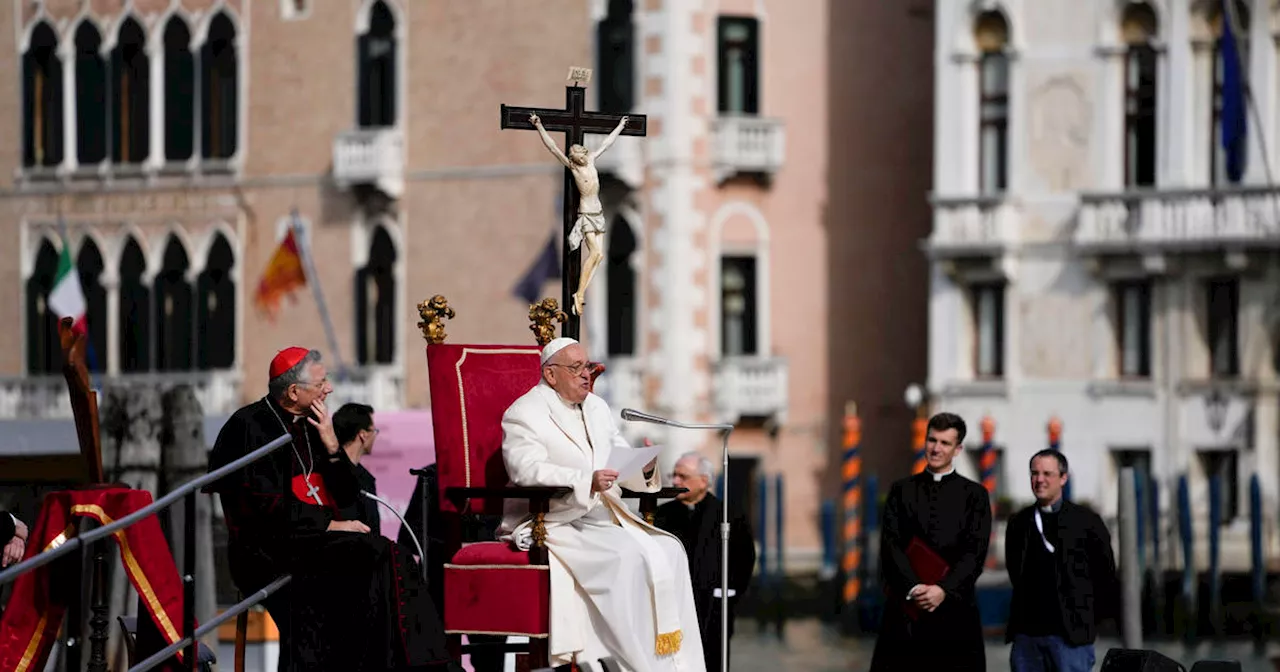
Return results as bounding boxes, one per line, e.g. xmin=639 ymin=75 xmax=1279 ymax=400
xmin=1048 ymin=416 xmax=1066 ymax=500
xmin=980 ymin=416 xmax=998 ymax=568
xmin=841 ymin=402 xmax=863 ymax=605
xmin=911 ymin=411 xmax=928 ymax=475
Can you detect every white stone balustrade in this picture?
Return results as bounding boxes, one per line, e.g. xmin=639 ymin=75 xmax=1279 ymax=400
xmin=333 ymin=128 xmax=405 ymax=198
xmin=0 ymin=371 xmax=242 ymax=420
xmin=1077 ymin=188 xmax=1280 ymax=250
xmin=711 ymin=115 xmax=786 ymax=181
xmin=929 ymin=196 xmax=1016 ymax=252
xmin=712 ymin=357 xmax=788 ymax=420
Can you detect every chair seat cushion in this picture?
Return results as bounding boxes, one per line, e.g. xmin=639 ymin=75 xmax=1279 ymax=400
xmin=450 ymin=541 xmax=533 ymax=567
xmin=444 ymin=542 xmax=549 ymax=636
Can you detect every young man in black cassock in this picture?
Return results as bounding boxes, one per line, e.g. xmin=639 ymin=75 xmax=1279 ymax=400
xmin=334 ymin=402 xmax=382 ymax=532
xmin=870 ymin=412 xmax=992 ymax=672
xmin=655 ymin=451 xmax=757 ymax=672
xmin=206 ymin=347 xmax=455 ymax=672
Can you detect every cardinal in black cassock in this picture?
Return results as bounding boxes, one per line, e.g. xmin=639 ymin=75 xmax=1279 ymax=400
xmin=206 ymin=347 xmax=454 ymax=672
xmin=870 ymin=412 xmax=991 ymax=672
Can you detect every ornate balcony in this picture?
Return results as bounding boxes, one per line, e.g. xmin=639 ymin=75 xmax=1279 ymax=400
xmin=711 ymin=115 xmax=786 ymax=182
xmin=0 ymin=371 xmax=242 ymax=420
xmin=329 ymin=366 xmax=405 ymax=412
xmin=712 ymin=357 xmax=788 ymax=421
xmin=1077 ymin=187 xmax=1280 ymax=253
xmin=333 ymin=128 xmax=405 ymax=198
xmin=927 ymin=195 xmax=1017 ymax=257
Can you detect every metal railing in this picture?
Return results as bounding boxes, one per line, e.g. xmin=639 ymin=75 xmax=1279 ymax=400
xmin=0 ymin=433 xmax=295 ymax=672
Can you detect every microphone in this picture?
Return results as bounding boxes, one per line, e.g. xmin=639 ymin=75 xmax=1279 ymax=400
xmin=361 ymin=491 xmax=426 ymax=562
xmin=620 ymin=408 xmax=673 ymax=426
xmin=621 ymin=408 xmax=734 ymax=431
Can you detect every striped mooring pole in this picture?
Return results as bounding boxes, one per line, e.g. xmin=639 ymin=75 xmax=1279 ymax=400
xmin=841 ymin=402 xmax=863 ymax=605
xmin=1048 ymin=416 xmax=1067 ymax=501
xmin=979 ymin=416 xmax=998 ymax=568
xmin=911 ymin=412 xmax=928 ymax=475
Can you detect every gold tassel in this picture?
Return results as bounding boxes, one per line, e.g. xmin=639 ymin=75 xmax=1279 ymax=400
xmin=655 ymin=629 xmax=683 ymax=656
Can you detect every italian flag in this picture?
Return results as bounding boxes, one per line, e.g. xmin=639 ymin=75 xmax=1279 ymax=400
xmin=48 ymin=237 xmax=87 ymax=334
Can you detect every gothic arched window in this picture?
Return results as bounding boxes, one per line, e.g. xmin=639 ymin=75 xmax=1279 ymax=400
xmin=355 ymin=225 xmax=396 ymax=365
xmin=197 ymin=233 xmax=236 ymax=370
xmin=597 ymin=0 xmax=634 ymax=114
xmin=202 ymin=14 xmax=238 ymax=160
xmin=1123 ymin=3 xmax=1158 ymax=187
xmin=975 ymin=10 xmax=1010 ymax=194
xmin=22 ymin=22 xmax=64 ymax=168
xmin=25 ymin=240 xmax=61 ymax=374
xmin=1211 ymin=0 xmax=1249 ymax=186
xmin=606 ymin=216 xmax=637 ymax=356
xmin=119 ymin=237 xmax=151 ymax=372
xmin=154 ymin=236 xmax=193 ymax=371
xmin=357 ymin=1 xmax=397 ymax=128
xmin=75 ymin=22 xmax=107 ymax=165
xmin=78 ymin=239 xmax=108 ymax=373
xmin=111 ymin=18 xmax=150 ymax=165
xmin=164 ymin=17 xmax=195 ymax=162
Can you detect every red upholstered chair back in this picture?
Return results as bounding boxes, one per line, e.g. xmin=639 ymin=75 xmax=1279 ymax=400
xmin=425 ymin=343 xmax=542 ymax=514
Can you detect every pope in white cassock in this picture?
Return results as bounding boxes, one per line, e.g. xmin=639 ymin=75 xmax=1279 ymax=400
xmin=498 ymin=337 xmax=707 ymax=672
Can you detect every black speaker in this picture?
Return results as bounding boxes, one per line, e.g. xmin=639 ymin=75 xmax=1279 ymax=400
xmin=1101 ymin=648 xmax=1187 ymax=672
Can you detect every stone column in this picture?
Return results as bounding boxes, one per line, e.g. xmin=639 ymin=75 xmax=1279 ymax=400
xmin=161 ymin=385 xmax=216 ymax=652
xmin=99 ymin=385 xmax=163 ymax=670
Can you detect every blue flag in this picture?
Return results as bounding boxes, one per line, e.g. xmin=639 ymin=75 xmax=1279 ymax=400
xmin=1221 ymin=0 xmax=1247 ymax=183
xmin=512 ymin=230 xmax=561 ymax=304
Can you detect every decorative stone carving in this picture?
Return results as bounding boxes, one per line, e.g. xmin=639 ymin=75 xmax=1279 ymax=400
xmin=1028 ymin=76 xmax=1092 ymax=191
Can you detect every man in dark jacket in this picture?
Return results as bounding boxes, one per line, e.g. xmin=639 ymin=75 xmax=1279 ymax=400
xmin=655 ymin=451 xmax=756 ymax=672
xmin=1005 ymin=449 xmax=1119 ymax=672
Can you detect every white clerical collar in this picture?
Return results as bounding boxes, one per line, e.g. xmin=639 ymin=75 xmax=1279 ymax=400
xmin=1039 ymin=498 xmax=1063 ymax=514
xmin=543 ymin=382 xmax=582 ymax=411
xmin=926 ymin=466 xmax=955 ymax=482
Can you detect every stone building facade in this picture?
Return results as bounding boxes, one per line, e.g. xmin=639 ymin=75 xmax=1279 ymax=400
xmin=929 ymin=0 xmax=1280 ymax=570
xmin=1 ymin=0 xmax=937 ymax=572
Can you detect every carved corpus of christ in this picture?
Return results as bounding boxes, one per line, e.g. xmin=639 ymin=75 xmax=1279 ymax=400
xmin=530 ymin=112 xmax=628 ymax=316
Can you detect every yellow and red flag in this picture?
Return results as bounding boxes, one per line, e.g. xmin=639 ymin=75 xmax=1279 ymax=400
xmin=254 ymin=228 xmax=307 ymax=319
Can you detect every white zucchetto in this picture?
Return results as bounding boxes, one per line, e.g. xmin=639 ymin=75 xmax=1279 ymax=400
xmin=540 ymin=337 xmax=579 ymax=365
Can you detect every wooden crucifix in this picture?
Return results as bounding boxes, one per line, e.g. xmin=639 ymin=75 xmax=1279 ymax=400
xmin=500 ymin=69 xmax=647 ymax=339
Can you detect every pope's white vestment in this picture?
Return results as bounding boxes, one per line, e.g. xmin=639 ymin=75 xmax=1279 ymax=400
xmin=498 ymin=383 xmax=706 ymax=672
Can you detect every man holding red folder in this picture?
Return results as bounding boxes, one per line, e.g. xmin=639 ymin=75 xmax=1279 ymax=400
xmin=870 ymin=412 xmax=992 ymax=672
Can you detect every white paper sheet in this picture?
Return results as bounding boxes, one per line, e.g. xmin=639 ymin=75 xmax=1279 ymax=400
xmin=605 ymin=445 xmax=663 ymax=481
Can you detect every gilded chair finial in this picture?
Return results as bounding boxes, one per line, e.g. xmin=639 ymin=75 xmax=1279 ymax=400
xmin=417 ymin=295 xmax=456 ymax=345
xmin=528 ymin=298 xmax=567 ymax=347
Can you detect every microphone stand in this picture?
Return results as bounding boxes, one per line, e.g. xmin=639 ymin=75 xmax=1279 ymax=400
xmin=622 ymin=409 xmax=734 ymax=672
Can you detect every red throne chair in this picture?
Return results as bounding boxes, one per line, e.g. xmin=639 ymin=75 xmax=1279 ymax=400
xmin=419 ymin=297 xmax=682 ymax=669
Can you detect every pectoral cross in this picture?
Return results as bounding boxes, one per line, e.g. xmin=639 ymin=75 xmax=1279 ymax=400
xmin=304 ymin=477 xmax=323 ymax=506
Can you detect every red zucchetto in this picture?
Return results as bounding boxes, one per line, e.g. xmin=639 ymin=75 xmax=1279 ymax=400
xmin=269 ymin=346 xmax=310 ymax=380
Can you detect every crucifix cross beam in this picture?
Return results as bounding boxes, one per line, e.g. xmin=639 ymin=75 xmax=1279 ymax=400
xmin=501 ymin=85 xmax=648 ymax=340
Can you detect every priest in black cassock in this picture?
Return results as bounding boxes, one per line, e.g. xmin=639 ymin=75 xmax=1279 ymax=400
xmin=654 ymin=451 xmax=756 ymax=672
xmin=206 ymin=347 xmax=455 ymax=672
xmin=869 ymin=412 xmax=991 ymax=672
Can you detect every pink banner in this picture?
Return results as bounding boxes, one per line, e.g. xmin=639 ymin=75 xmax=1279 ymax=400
xmin=358 ymin=410 xmax=436 ymax=540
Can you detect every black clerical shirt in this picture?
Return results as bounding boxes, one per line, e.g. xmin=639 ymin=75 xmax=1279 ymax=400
xmin=1019 ymin=506 xmax=1065 ymax=637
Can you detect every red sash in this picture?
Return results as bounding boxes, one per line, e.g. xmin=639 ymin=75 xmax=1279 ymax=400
xmin=0 ymin=488 xmax=192 ymax=672
xmin=291 ymin=472 xmax=338 ymax=512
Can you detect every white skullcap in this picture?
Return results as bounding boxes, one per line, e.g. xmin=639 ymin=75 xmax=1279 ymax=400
xmin=540 ymin=337 xmax=579 ymax=365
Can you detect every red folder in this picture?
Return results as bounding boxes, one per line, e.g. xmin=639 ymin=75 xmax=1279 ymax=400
xmin=903 ymin=537 xmax=949 ymax=621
